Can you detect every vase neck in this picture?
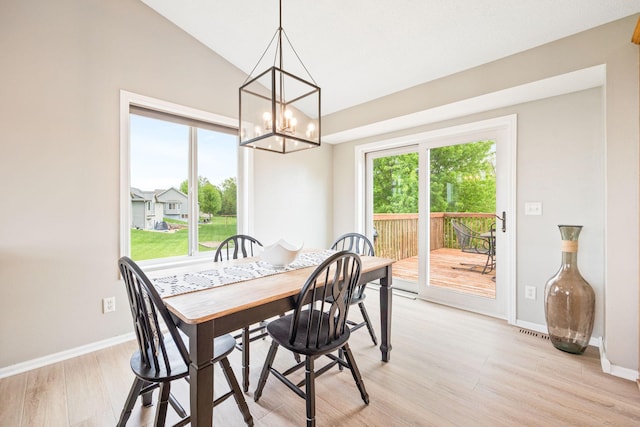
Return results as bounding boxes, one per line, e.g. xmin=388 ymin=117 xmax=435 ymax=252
xmin=561 ymin=250 xmax=578 ymax=266
xmin=560 ymin=237 xmax=579 ymax=266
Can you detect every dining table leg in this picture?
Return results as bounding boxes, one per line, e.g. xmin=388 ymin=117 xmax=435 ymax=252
xmin=379 ymin=264 xmax=393 ymax=362
xmin=187 ymin=321 xmax=215 ymax=426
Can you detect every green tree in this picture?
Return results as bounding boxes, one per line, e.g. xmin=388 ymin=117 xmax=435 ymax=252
xmin=430 ymin=141 xmax=495 ymax=212
xmin=179 ymin=176 xmax=211 ymax=196
xmin=372 ymin=141 xmax=495 ymax=214
xmin=179 ymin=176 xmax=223 ymax=218
xmin=373 ymin=153 xmax=419 ymax=213
xmin=200 ymin=183 xmax=221 ymax=218
xmin=219 ymin=177 xmax=237 ymax=215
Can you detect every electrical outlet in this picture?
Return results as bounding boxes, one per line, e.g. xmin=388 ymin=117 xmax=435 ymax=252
xmin=103 ymin=297 xmax=116 ymax=313
xmin=525 ymin=286 xmax=536 ymax=300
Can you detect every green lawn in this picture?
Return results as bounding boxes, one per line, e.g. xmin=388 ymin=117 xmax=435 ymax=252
xmin=131 ymin=216 xmax=237 ymax=261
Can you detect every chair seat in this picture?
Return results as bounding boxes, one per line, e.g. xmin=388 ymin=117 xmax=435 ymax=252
xmin=130 ymin=333 xmax=237 ymax=383
xmin=267 ymin=310 xmax=351 ymax=357
xmin=130 ymin=339 xmax=188 ymax=383
xmin=211 ymin=333 xmax=238 ymax=362
xmin=462 ymin=246 xmax=491 ymax=255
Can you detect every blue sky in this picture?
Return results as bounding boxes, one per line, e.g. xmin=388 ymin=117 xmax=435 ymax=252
xmin=130 ymin=114 xmax=237 ymax=191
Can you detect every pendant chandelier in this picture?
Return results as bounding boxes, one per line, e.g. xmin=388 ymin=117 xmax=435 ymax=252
xmin=239 ymin=0 xmax=321 ymax=154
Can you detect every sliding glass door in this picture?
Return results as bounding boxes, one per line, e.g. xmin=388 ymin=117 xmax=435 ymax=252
xmin=364 ymin=117 xmax=515 ymax=319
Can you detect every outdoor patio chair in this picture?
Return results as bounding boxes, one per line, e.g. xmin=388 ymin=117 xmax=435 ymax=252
xmin=451 ymin=219 xmax=495 ymax=274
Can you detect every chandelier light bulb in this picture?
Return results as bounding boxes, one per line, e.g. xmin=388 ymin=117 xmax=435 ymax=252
xmin=262 ymin=112 xmax=272 ymax=130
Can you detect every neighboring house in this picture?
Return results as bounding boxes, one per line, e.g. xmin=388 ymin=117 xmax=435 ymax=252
xmin=130 ymin=187 xmax=188 ymax=230
xmin=156 ymin=187 xmax=189 ymax=221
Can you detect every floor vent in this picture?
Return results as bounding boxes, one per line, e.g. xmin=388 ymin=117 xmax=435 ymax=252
xmin=519 ymin=328 xmax=550 ymax=340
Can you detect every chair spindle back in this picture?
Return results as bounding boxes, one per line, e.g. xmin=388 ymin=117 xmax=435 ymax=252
xmin=330 ymin=233 xmax=373 ymax=301
xmin=119 ymin=256 xmax=189 ymax=374
xmin=289 ymin=251 xmax=361 ymax=350
xmin=214 ymin=234 xmax=263 ymax=262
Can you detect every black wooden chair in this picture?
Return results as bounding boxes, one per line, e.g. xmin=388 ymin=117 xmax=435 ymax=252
xmin=253 ymin=251 xmax=369 ymax=427
xmin=214 ymin=234 xmax=267 ymax=392
xmin=330 ymin=233 xmax=378 ymax=346
xmin=214 ymin=234 xmax=263 ymax=262
xmin=117 ymin=256 xmax=253 ymax=427
xmin=451 ymin=219 xmax=495 ymax=274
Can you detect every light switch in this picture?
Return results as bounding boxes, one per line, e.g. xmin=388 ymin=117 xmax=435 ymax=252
xmin=524 ymin=202 xmax=542 ymax=216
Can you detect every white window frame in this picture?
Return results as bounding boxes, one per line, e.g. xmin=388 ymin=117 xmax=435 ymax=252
xmin=119 ymin=90 xmax=254 ymax=269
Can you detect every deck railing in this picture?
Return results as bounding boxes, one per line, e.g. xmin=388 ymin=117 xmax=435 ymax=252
xmin=373 ymin=212 xmax=496 ymax=261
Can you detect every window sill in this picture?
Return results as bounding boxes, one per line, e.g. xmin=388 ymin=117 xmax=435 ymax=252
xmin=137 ymin=253 xmax=213 ymax=273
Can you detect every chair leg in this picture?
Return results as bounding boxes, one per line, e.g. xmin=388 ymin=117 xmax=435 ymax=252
xmin=219 ymin=357 xmax=254 ymax=426
xmin=155 ymin=382 xmax=171 ymax=427
xmin=141 ymin=380 xmax=154 ymax=406
xmin=358 ymin=302 xmax=378 ymax=345
xmin=305 ymin=356 xmax=316 ymax=427
xmin=117 ymin=378 xmax=145 ymax=427
xmin=341 ymin=343 xmax=369 ymax=405
xmin=168 ymin=392 xmax=187 ymax=419
xmin=481 ymin=253 xmax=492 ymax=274
xmin=242 ymin=326 xmax=250 ymax=392
xmin=254 ymin=340 xmax=279 ymax=402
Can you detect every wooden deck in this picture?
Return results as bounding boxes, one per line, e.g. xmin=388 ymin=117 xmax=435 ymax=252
xmin=392 ymin=248 xmax=496 ymax=298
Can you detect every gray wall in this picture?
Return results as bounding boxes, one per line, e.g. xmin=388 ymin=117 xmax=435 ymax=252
xmin=0 ymin=0 xmax=333 ymax=370
xmin=329 ymin=15 xmax=639 ymax=372
xmin=253 ymin=146 xmax=334 ymax=248
xmin=515 ymin=89 xmax=604 ymax=328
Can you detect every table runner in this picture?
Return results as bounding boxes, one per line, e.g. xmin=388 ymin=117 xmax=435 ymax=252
xmin=153 ymin=250 xmax=336 ymax=297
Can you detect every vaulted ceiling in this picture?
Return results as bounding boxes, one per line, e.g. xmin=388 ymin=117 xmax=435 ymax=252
xmin=142 ymin=1 xmax=640 ymax=116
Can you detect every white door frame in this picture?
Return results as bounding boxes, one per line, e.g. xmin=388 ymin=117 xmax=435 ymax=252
xmin=355 ymin=114 xmax=517 ymax=324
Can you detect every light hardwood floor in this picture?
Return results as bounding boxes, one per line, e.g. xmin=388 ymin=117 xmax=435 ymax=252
xmin=2 ymin=292 xmax=639 ymax=426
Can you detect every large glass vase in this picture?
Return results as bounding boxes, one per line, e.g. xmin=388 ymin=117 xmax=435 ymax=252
xmin=544 ymin=225 xmax=595 ymax=354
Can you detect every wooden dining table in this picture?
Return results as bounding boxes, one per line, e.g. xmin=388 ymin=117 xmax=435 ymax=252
xmin=147 ymin=253 xmax=394 ymax=426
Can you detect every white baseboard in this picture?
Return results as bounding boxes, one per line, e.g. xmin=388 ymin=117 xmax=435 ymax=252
xmin=0 ymin=333 xmax=135 ymax=380
xmin=515 ymin=320 xmax=638 ymax=382
xmin=598 ymin=337 xmax=639 ymax=382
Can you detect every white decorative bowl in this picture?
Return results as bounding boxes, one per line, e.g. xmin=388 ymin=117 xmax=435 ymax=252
xmin=261 ymin=239 xmax=303 ymax=267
